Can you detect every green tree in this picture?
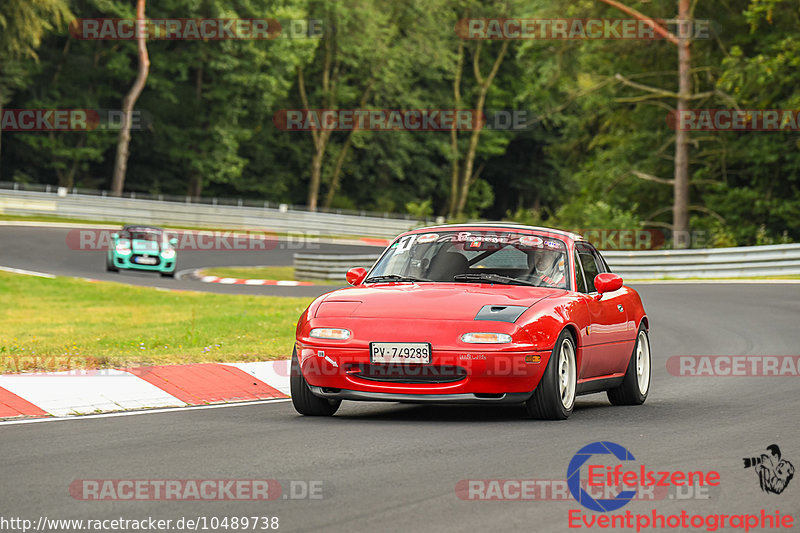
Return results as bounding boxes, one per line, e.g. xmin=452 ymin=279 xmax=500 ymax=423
xmin=0 ymin=0 xmax=73 ymax=177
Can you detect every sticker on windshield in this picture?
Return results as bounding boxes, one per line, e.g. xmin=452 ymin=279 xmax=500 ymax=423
xmin=395 ymin=234 xmax=417 ymax=254
xmin=519 ymin=236 xmax=543 ymax=248
xmin=543 ymin=239 xmax=562 ymax=249
xmin=416 ymin=233 xmax=439 ymax=244
xmin=455 ymin=232 xmax=510 ymax=244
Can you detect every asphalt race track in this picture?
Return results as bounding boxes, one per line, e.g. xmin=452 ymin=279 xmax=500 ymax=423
xmin=2 ymin=224 xmax=800 ymax=531
xmin=0 ymin=225 xmax=377 ymax=297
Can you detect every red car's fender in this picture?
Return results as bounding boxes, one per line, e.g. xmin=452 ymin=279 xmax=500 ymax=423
xmin=515 ymin=293 xmax=590 ymax=377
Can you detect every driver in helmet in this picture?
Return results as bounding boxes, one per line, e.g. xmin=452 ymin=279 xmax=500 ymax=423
xmin=529 ymin=248 xmax=566 ymax=287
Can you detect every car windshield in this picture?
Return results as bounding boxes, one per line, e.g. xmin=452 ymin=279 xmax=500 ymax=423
xmin=124 ymin=231 xmax=159 ymax=242
xmin=368 ymin=230 xmax=570 ymax=289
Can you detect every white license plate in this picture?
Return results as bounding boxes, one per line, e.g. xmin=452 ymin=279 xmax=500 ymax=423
xmin=135 ymin=256 xmax=157 ymax=265
xmin=370 ymin=342 xmax=431 ymax=364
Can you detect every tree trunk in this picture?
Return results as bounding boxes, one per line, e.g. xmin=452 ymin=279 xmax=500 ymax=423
xmin=308 ymin=135 xmax=328 ymax=211
xmin=447 ymin=39 xmax=464 ymax=218
xmin=456 ymin=92 xmax=486 ymax=216
xmin=323 ymin=133 xmax=353 ymax=209
xmin=187 ymin=66 xmax=204 ymax=198
xmin=298 ymin=30 xmax=334 ymax=212
xmin=322 ymin=78 xmax=376 ymax=209
xmin=110 ymin=0 xmax=149 ymax=196
xmin=455 ymin=40 xmax=508 ymax=217
xmin=673 ymin=0 xmax=691 ymax=248
xmin=64 ymin=135 xmax=86 ymax=189
xmin=187 ymin=175 xmax=203 ymax=198
xmin=598 ymin=0 xmax=691 ymax=248
xmin=301 ymin=19 xmax=336 ymax=212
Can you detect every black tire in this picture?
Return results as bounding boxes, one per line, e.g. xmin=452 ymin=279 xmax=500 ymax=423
xmin=525 ymin=329 xmax=577 ymax=420
xmin=607 ymin=324 xmax=651 ymax=406
xmin=106 ymin=256 xmax=118 ymax=272
xmin=160 ymin=270 xmax=175 ymax=278
xmin=290 ymin=349 xmax=341 ymax=416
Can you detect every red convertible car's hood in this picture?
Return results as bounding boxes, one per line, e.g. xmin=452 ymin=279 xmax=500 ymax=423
xmin=317 ymin=283 xmax=565 ymax=320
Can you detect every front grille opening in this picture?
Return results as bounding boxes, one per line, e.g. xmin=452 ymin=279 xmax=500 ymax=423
xmin=346 ymin=363 xmax=467 ymax=384
xmin=474 ymin=393 xmax=504 ymax=399
xmin=131 ymin=254 xmax=161 ymax=265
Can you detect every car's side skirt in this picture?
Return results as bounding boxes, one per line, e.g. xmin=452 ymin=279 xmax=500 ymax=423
xmin=575 ymin=374 xmax=625 ymax=395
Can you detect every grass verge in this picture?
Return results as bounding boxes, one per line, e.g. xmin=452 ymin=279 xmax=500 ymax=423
xmin=0 ymin=271 xmax=314 ymax=372
xmin=198 ymin=266 xmax=343 ymax=285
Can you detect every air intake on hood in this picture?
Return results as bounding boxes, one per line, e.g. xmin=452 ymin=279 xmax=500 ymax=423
xmin=474 ymin=305 xmax=527 ymax=323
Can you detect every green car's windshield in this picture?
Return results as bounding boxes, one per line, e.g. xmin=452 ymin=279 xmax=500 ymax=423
xmin=368 ymin=230 xmax=570 ymax=290
xmin=124 ymin=231 xmax=159 ymax=241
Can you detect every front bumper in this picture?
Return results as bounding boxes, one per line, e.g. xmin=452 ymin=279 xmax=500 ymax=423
xmin=112 ymin=252 xmax=175 ymax=273
xmin=308 ymin=386 xmax=533 ymax=404
xmin=296 ymin=344 xmax=550 ymax=398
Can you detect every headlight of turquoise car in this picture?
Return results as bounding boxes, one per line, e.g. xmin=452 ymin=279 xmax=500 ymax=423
xmin=161 ymin=248 xmax=176 ymax=259
xmin=115 ymin=240 xmax=132 ymax=255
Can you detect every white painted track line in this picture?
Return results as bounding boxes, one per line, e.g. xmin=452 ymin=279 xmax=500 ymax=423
xmin=0 ymin=265 xmax=55 ymax=278
xmin=0 ymin=398 xmax=291 ymax=426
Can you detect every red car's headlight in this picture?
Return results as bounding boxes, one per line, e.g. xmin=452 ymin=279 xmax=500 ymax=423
xmin=310 ymin=328 xmax=351 ymax=340
xmin=461 ymin=332 xmax=512 ymax=344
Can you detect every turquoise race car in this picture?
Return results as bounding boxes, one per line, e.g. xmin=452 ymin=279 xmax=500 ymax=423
xmin=106 ymin=225 xmax=177 ymax=277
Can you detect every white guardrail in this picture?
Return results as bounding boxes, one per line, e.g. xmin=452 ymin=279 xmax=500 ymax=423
xmin=294 ymin=254 xmax=383 ymax=281
xmin=1 ymin=188 xmax=796 ymax=279
xmin=294 ymin=244 xmax=800 ymax=281
xmin=603 ymin=244 xmax=800 ymax=279
xmin=0 ymin=189 xmax=419 ymax=238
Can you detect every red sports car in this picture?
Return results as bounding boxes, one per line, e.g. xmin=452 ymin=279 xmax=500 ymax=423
xmin=291 ymin=223 xmax=650 ymax=419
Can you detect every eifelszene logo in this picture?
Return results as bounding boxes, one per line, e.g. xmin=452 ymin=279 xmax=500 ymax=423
xmin=567 ymin=441 xmax=721 ymax=512
xmin=743 ymin=444 xmax=794 ymax=495
xmin=567 ymin=441 xmax=638 ymax=512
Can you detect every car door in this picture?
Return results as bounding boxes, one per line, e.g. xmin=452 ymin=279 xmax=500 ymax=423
xmin=574 ymin=243 xmax=631 ymax=378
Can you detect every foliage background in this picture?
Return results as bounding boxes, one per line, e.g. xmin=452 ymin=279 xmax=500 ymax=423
xmin=1 ymin=0 xmax=797 ymax=246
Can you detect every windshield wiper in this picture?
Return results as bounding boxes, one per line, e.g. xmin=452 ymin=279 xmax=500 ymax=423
xmin=453 ymin=273 xmax=540 ymax=287
xmin=364 ymin=274 xmax=431 ymax=283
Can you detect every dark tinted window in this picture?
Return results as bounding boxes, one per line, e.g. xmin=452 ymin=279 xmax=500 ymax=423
xmin=574 ymin=251 xmax=587 ymax=293
xmin=578 ymin=251 xmax=600 ymax=292
xmin=128 ymin=232 xmax=158 ymax=241
xmin=577 ymin=242 xmax=609 ymax=273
